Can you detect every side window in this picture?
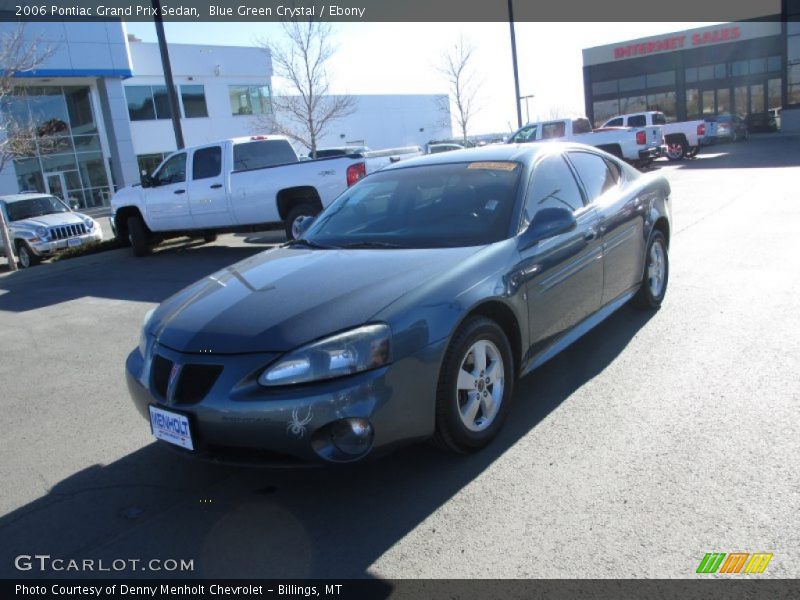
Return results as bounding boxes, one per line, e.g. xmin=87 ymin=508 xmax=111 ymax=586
xmin=568 ymin=152 xmax=618 ymax=203
xmin=541 ymin=121 xmax=566 ymax=139
xmin=605 ymin=117 xmax=623 ymax=127
xmin=628 ymin=115 xmax=647 ymax=127
xmin=153 ymin=153 xmax=186 ymax=186
xmin=522 ymin=155 xmax=585 ymax=229
xmin=572 ymin=118 xmax=592 ymax=134
xmin=652 ymin=112 xmax=667 ymax=125
xmin=192 ymin=146 xmax=222 ymax=180
xmin=512 ymin=124 xmax=537 ymax=143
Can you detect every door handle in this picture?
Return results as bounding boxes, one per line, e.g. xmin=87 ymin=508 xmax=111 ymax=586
xmin=584 ymin=227 xmax=598 ymax=241
xmin=174 ymin=189 xmax=186 ymax=195
xmin=210 ymin=183 xmax=222 ymax=189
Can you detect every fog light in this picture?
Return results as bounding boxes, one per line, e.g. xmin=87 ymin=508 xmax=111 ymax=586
xmin=330 ymin=418 xmax=373 ymax=456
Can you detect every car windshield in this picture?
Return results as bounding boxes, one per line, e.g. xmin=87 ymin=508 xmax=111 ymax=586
xmin=304 ymin=161 xmax=523 ymax=249
xmin=5 ymin=196 xmax=70 ymax=221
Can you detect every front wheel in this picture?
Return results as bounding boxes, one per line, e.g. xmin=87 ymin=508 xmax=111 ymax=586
xmin=17 ymin=241 xmax=40 ymax=268
xmin=284 ymin=203 xmax=318 ymax=240
xmin=633 ymin=231 xmax=669 ymax=309
xmin=127 ymin=216 xmax=152 ymax=257
xmin=432 ymin=316 xmax=515 ymax=453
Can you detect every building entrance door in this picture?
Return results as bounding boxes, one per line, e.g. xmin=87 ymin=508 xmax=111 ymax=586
xmin=44 ymin=172 xmax=68 ymax=203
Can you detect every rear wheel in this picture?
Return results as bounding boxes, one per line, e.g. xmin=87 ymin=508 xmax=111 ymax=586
xmin=284 ymin=203 xmax=317 ymax=240
xmin=16 ymin=241 xmax=40 ymax=268
xmin=127 ymin=215 xmax=152 ymax=257
xmin=432 ymin=316 xmax=514 ymax=453
xmin=633 ymin=231 xmax=669 ymax=309
xmin=665 ymin=140 xmax=686 ymax=161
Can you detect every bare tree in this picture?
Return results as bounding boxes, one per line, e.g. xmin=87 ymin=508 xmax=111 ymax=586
xmin=0 ymin=25 xmax=55 ymax=271
xmin=258 ymin=21 xmax=356 ymax=158
xmin=437 ymin=35 xmax=480 ymax=143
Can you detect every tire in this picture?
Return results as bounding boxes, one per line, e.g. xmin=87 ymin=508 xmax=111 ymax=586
xmin=665 ymin=140 xmax=687 ymax=161
xmin=432 ymin=316 xmax=515 ymax=453
xmin=284 ymin=203 xmax=318 ymax=240
xmin=685 ymin=146 xmax=699 ymax=158
xmin=16 ymin=241 xmax=40 ymax=268
xmin=633 ymin=230 xmax=669 ymax=310
xmin=127 ymin=215 xmax=152 ymax=257
xmin=202 ymin=232 xmax=218 ymax=243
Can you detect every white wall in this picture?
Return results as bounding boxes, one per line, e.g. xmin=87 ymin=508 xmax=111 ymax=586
xmin=125 ymin=42 xmax=273 ymax=155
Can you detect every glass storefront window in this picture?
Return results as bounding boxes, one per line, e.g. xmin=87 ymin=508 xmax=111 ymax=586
xmin=732 ymin=86 xmax=748 ymax=115
xmin=592 ymin=80 xmax=618 ymax=95
xmin=126 ymin=86 xmax=156 ymax=121
xmin=152 ymin=86 xmax=173 ymax=120
xmin=717 ymin=88 xmax=731 ymax=113
xmin=646 ymin=92 xmax=677 ymax=121
xmin=731 ymin=61 xmax=749 ymax=77
xmin=702 ymin=90 xmax=715 ymax=114
xmin=767 ymin=56 xmax=781 ymax=72
xmin=646 ymin=71 xmax=675 ymax=88
xmin=8 ymin=86 xmax=112 ymax=208
xmin=592 ymin=99 xmax=620 ymax=125
xmin=180 ymin=85 xmax=208 ymax=118
xmin=699 ymin=65 xmax=715 ymax=81
xmin=619 ymin=95 xmax=646 ymax=113
xmin=750 ymin=85 xmax=765 ymax=113
xmin=768 ymin=79 xmax=781 ymax=110
xmin=685 ymin=89 xmax=700 ymax=119
xmin=749 ymin=58 xmax=766 ymax=75
xmin=618 ymin=76 xmax=646 ymax=92
xmin=685 ymin=68 xmax=698 ymax=83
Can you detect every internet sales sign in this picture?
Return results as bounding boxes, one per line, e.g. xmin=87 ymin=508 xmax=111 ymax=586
xmin=613 ymin=26 xmax=741 ymax=60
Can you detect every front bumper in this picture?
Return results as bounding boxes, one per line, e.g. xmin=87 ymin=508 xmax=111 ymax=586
xmin=125 ymin=338 xmax=446 ymax=465
xmin=30 ymin=230 xmax=103 ymax=256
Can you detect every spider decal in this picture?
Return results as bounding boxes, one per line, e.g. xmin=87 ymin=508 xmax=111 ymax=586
xmin=287 ymin=407 xmax=313 ymax=438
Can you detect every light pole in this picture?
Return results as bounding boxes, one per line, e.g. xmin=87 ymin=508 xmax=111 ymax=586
xmin=520 ymin=94 xmax=535 ymax=123
xmin=152 ymin=0 xmax=184 ymax=149
xmin=507 ymin=0 xmax=522 ymax=129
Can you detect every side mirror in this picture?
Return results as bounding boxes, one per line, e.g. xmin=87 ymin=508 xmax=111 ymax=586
xmin=520 ymin=207 xmax=577 ymax=248
xmin=295 ymin=215 xmax=316 ymax=237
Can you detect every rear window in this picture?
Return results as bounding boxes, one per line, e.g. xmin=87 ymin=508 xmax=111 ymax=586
xmin=233 ymin=140 xmax=297 ymax=171
xmin=652 ymin=112 xmax=667 ymax=125
xmin=572 ymin=118 xmax=592 ymax=134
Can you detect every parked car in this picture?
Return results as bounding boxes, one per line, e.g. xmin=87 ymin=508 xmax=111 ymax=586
xmin=508 ymin=117 xmax=663 ymax=168
xmin=126 ymin=143 xmax=671 ymax=465
xmin=745 ymin=111 xmax=778 ymax=133
xmin=601 ymin=111 xmax=711 ymax=161
xmin=0 ymin=193 xmax=103 ymax=268
xmin=427 ymin=143 xmax=465 ymax=154
xmin=111 ymin=135 xmax=369 ymax=250
xmin=311 ymin=146 xmax=371 ymax=158
xmin=712 ymin=114 xmax=749 ymax=142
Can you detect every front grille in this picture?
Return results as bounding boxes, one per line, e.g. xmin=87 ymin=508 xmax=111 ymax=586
xmin=174 ymin=364 xmax=223 ymax=405
xmin=150 ymin=354 xmax=222 ymax=405
xmin=49 ymin=223 xmax=87 ymax=240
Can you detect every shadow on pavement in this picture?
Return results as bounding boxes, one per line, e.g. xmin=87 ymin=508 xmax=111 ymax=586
xmin=654 ymin=134 xmax=800 ymax=171
xmin=0 ymin=303 xmax=654 ymax=579
xmin=0 ymin=242 xmax=270 ymax=313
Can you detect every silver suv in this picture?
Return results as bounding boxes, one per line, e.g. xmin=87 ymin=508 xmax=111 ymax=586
xmin=0 ymin=193 xmax=103 ymax=268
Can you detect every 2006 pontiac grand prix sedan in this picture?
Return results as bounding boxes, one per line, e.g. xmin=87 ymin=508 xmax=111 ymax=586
xmin=126 ymin=143 xmax=671 ymax=465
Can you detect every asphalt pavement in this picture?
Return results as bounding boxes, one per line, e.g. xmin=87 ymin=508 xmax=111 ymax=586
xmin=0 ymin=135 xmax=798 ymax=579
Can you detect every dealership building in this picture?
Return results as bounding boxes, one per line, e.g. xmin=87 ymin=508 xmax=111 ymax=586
xmin=0 ymin=21 xmax=449 ymax=208
xmin=582 ymin=10 xmax=800 ymax=132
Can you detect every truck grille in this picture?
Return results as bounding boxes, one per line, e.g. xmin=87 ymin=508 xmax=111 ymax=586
xmin=151 ymin=354 xmax=223 ymax=405
xmin=49 ymin=223 xmax=87 ymax=240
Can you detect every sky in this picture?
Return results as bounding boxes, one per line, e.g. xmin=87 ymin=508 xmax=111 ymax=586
xmin=125 ymin=21 xmax=720 ymax=136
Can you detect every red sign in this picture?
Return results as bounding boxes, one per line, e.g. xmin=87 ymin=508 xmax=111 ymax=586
xmin=613 ymin=26 xmax=742 ymax=60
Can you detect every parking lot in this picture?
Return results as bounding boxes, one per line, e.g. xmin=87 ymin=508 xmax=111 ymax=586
xmin=1 ymin=135 xmax=799 ymax=579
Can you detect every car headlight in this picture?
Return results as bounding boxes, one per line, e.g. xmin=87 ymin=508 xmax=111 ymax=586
xmin=83 ymin=218 xmax=95 ymax=230
xmin=259 ymin=323 xmax=392 ymax=387
xmin=35 ymin=226 xmax=49 ymax=239
xmin=138 ymin=307 xmax=156 ymax=357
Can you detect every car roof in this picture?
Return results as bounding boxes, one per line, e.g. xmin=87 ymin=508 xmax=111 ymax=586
xmin=382 ymin=142 xmax=596 ymax=171
xmin=0 ymin=193 xmax=56 ymax=204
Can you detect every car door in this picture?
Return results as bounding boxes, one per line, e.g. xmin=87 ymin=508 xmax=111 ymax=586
xmin=518 ymin=153 xmax=604 ymax=355
xmin=567 ymin=151 xmax=646 ymax=305
xmin=145 ymin=152 xmax=189 ymax=231
xmin=187 ymin=145 xmax=232 ymax=228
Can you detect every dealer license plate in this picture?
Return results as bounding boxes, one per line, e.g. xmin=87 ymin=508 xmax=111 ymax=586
xmin=67 ymin=238 xmax=82 ymax=248
xmin=149 ymin=405 xmax=194 ymax=450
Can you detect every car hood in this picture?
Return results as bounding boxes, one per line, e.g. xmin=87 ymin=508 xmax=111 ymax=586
xmin=152 ymin=245 xmax=483 ymax=354
xmin=11 ymin=212 xmax=88 ymax=230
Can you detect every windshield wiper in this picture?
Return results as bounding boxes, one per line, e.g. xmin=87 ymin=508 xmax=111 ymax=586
xmin=283 ymin=238 xmax=336 ymax=250
xmin=340 ymin=241 xmax=403 ymax=249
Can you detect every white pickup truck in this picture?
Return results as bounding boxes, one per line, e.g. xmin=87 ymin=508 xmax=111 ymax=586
xmin=111 ymin=135 xmax=368 ymax=256
xmin=508 ymin=117 xmax=663 ymax=167
xmin=601 ymin=111 xmax=711 ymax=161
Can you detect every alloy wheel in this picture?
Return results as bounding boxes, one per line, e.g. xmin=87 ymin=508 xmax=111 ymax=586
xmin=647 ymin=239 xmax=666 ymax=298
xmin=456 ymin=339 xmax=505 ymax=432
